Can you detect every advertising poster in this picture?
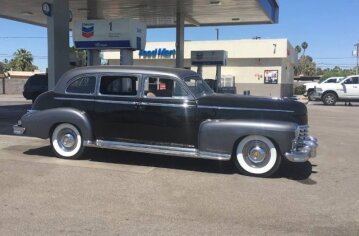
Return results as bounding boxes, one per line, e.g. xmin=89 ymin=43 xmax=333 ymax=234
xmin=264 ymin=70 xmax=278 ymax=84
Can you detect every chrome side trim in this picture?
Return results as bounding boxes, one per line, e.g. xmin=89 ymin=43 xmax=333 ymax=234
xmin=83 ymin=139 xmax=231 ymax=161
xmin=54 ymin=97 xmax=94 ymax=102
xmin=140 ymin=102 xmax=196 ymax=108
xmin=95 ymin=100 xmax=137 ymax=105
xmin=198 ymin=105 xmax=294 ymax=113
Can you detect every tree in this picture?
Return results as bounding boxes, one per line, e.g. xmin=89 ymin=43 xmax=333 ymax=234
xmin=9 ymin=48 xmax=38 ymax=71
xmin=0 ymin=59 xmax=11 ymax=73
xmin=0 ymin=62 xmax=5 ymax=74
xmin=301 ymin=42 xmax=308 ymax=55
xmin=70 ymin=46 xmax=87 ymax=66
xmin=295 ymin=45 xmax=302 ymax=55
xmin=319 ymin=67 xmax=356 ymax=81
xmin=295 ymin=55 xmax=316 ymax=76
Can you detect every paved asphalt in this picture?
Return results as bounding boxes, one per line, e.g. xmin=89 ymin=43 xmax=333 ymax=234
xmin=0 ymin=95 xmax=358 ymax=235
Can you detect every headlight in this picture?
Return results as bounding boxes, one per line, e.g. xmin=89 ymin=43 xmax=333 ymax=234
xmin=316 ymin=87 xmax=323 ymax=92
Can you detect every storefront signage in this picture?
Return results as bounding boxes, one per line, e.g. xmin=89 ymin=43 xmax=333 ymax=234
xmin=264 ymin=70 xmax=278 ymax=84
xmin=139 ymin=48 xmax=176 ymax=58
xmin=73 ymin=19 xmax=147 ymax=50
xmin=191 ymin=50 xmax=228 ymax=66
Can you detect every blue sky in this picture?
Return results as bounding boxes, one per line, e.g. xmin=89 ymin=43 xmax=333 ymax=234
xmin=0 ymin=0 xmax=358 ymax=71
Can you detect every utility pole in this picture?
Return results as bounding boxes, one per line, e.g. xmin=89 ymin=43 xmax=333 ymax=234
xmin=355 ymin=43 xmax=359 ymax=75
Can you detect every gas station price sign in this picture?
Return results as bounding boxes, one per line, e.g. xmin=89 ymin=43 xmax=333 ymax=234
xmin=73 ymin=19 xmax=147 ymax=50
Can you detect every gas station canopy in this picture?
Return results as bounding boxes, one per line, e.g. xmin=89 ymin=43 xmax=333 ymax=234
xmin=0 ymin=0 xmax=278 ymax=28
xmin=0 ymin=0 xmax=278 ymax=89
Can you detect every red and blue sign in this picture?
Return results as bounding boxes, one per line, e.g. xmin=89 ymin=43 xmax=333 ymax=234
xmin=82 ymin=23 xmax=94 ymax=38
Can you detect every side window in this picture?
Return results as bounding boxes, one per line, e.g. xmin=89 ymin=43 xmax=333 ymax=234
xmin=326 ymin=79 xmax=335 ymax=83
xmin=100 ymin=75 xmax=138 ymax=96
xmin=66 ymin=76 xmax=96 ymax=94
xmin=343 ymin=78 xmax=358 ymax=84
xmin=143 ymin=77 xmax=189 ymax=98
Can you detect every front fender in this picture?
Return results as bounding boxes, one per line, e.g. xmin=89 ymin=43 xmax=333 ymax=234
xmin=21 ymin=108 xmax=93 ymax=140
xmin=198 ymin=119 xmax=297 ymax=156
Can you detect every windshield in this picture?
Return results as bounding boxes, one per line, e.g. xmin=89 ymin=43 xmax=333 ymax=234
xmin=183 ymin=76 xmax=214 ymax=97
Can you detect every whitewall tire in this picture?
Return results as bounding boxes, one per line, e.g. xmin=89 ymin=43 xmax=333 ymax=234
xmin=51 ymin=123 xmax=84 ymax=159
xmin=234 ymin=135 xmax=281 ymax=177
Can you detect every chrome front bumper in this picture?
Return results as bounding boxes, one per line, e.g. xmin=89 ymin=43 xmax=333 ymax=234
xmin=313 ymin=91 xmax=322 ymax=99
xmin=285 ymin=136 xmax=318 ymax=162
xmin=13 ymin=125 xmax=26 ymax=135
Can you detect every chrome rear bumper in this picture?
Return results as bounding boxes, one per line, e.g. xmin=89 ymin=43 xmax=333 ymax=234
xmin=285 ymin=136 xmax=318 ymax=162
xmin=13 ymin=125 xmax=26 ymax=135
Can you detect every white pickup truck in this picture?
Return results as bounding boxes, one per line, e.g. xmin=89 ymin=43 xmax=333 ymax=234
xmin=314 ymin=75 xmax=359 ymax=105
xmin=304 ymin=77 xmax=344 ymax=101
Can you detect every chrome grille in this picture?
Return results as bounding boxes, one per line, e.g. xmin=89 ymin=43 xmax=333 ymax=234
xmin=297 ymin=125 xmax=309 ymax=146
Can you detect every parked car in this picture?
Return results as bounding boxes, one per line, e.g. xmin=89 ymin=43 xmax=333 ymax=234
xmin=314 ymin=75 xmax=359 ymax=105
xmin=23 ymin=74 xmax=48 ymax=102
xmin=13 ymin=66 xmax=318 ymax=177
xmin=304 ymin=77 xmax=344 ymax=101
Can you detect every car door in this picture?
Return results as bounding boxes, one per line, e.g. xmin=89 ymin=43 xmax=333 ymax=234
xmin=93 ymin=73 xmax=141 ymax=140
xmin=135 ymin=75 xmax=198 ymax=147
xmin=342 ymin=77 xmax=359 ymax=98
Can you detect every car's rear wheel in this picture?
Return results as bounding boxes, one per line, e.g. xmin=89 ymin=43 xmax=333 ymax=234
xmin=234 ymin=135 xmax=281 ymax=177
xmin=51 ymin=123 xmax=84 ymax=159
xmin=322 ymin=92 xmax=337 ymax=105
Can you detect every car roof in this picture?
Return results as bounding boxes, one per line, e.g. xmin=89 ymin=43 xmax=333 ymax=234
xmin=54 ymin=65 xmax=199 ymax=93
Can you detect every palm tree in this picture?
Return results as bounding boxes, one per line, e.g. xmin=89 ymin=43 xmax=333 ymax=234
xmin=13 ymin=49 xmax=34 ymax=71
xmin=301 ymin=42 xmax=308 ymax=56
xmin=295 ymin=45 xmax=302 ymax=55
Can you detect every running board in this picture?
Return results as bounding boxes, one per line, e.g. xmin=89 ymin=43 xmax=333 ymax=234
xmin=83 ymin=139 xmax=231 ymax=161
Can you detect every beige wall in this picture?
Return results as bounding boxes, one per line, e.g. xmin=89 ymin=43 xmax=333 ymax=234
xmin=104 ymin=39 xmax=297 ymax=97
xmin=0 ymin=78 xmax=26 ymax=94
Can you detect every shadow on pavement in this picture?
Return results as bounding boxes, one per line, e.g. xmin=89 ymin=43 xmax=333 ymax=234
xmin=278 ymin=160 xmax=317 ymax=184
xmin=23 ymin=145 xmax=316 ymax=180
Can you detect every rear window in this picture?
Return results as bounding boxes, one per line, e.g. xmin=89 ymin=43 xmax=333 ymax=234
xmin=66 ymin=76 xmax=96 ymax=94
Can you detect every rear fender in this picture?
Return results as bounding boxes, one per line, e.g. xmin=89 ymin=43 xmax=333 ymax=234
xmin=21 ymin=108 xmax=93 ymax=140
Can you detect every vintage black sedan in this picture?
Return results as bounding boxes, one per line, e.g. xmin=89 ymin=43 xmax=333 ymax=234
xmin=13 ymin=66 xmax=318 ymax=177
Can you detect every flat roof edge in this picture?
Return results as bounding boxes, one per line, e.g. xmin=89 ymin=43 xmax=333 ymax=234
xmin=257 ymin=0 xmax=279 ymax=24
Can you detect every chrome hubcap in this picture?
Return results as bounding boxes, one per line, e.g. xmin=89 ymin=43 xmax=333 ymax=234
xmin=57 ymin=128 xmax=77 ymax=152
xmin=248 ymin=146 xmax=266 ymax=163
xmin=242 ymin=140 xmax=270 ymax=168
xmin=61 ymin=134 xmax=75 ymax=148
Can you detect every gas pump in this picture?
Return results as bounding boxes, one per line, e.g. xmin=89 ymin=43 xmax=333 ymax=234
xmin=191 ymin=50 xmax=236 ymax=94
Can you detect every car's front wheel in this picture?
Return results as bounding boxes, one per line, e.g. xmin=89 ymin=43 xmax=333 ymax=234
xmin=322 ymin=92 xmax=337 ymax=105
xmin=307 ymin=90 xmax=316 ymax=101
xmin=51 ymin=123 xmax=84 ymax=159
xmin=234 ymin=135 xmax=281 ymax=177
